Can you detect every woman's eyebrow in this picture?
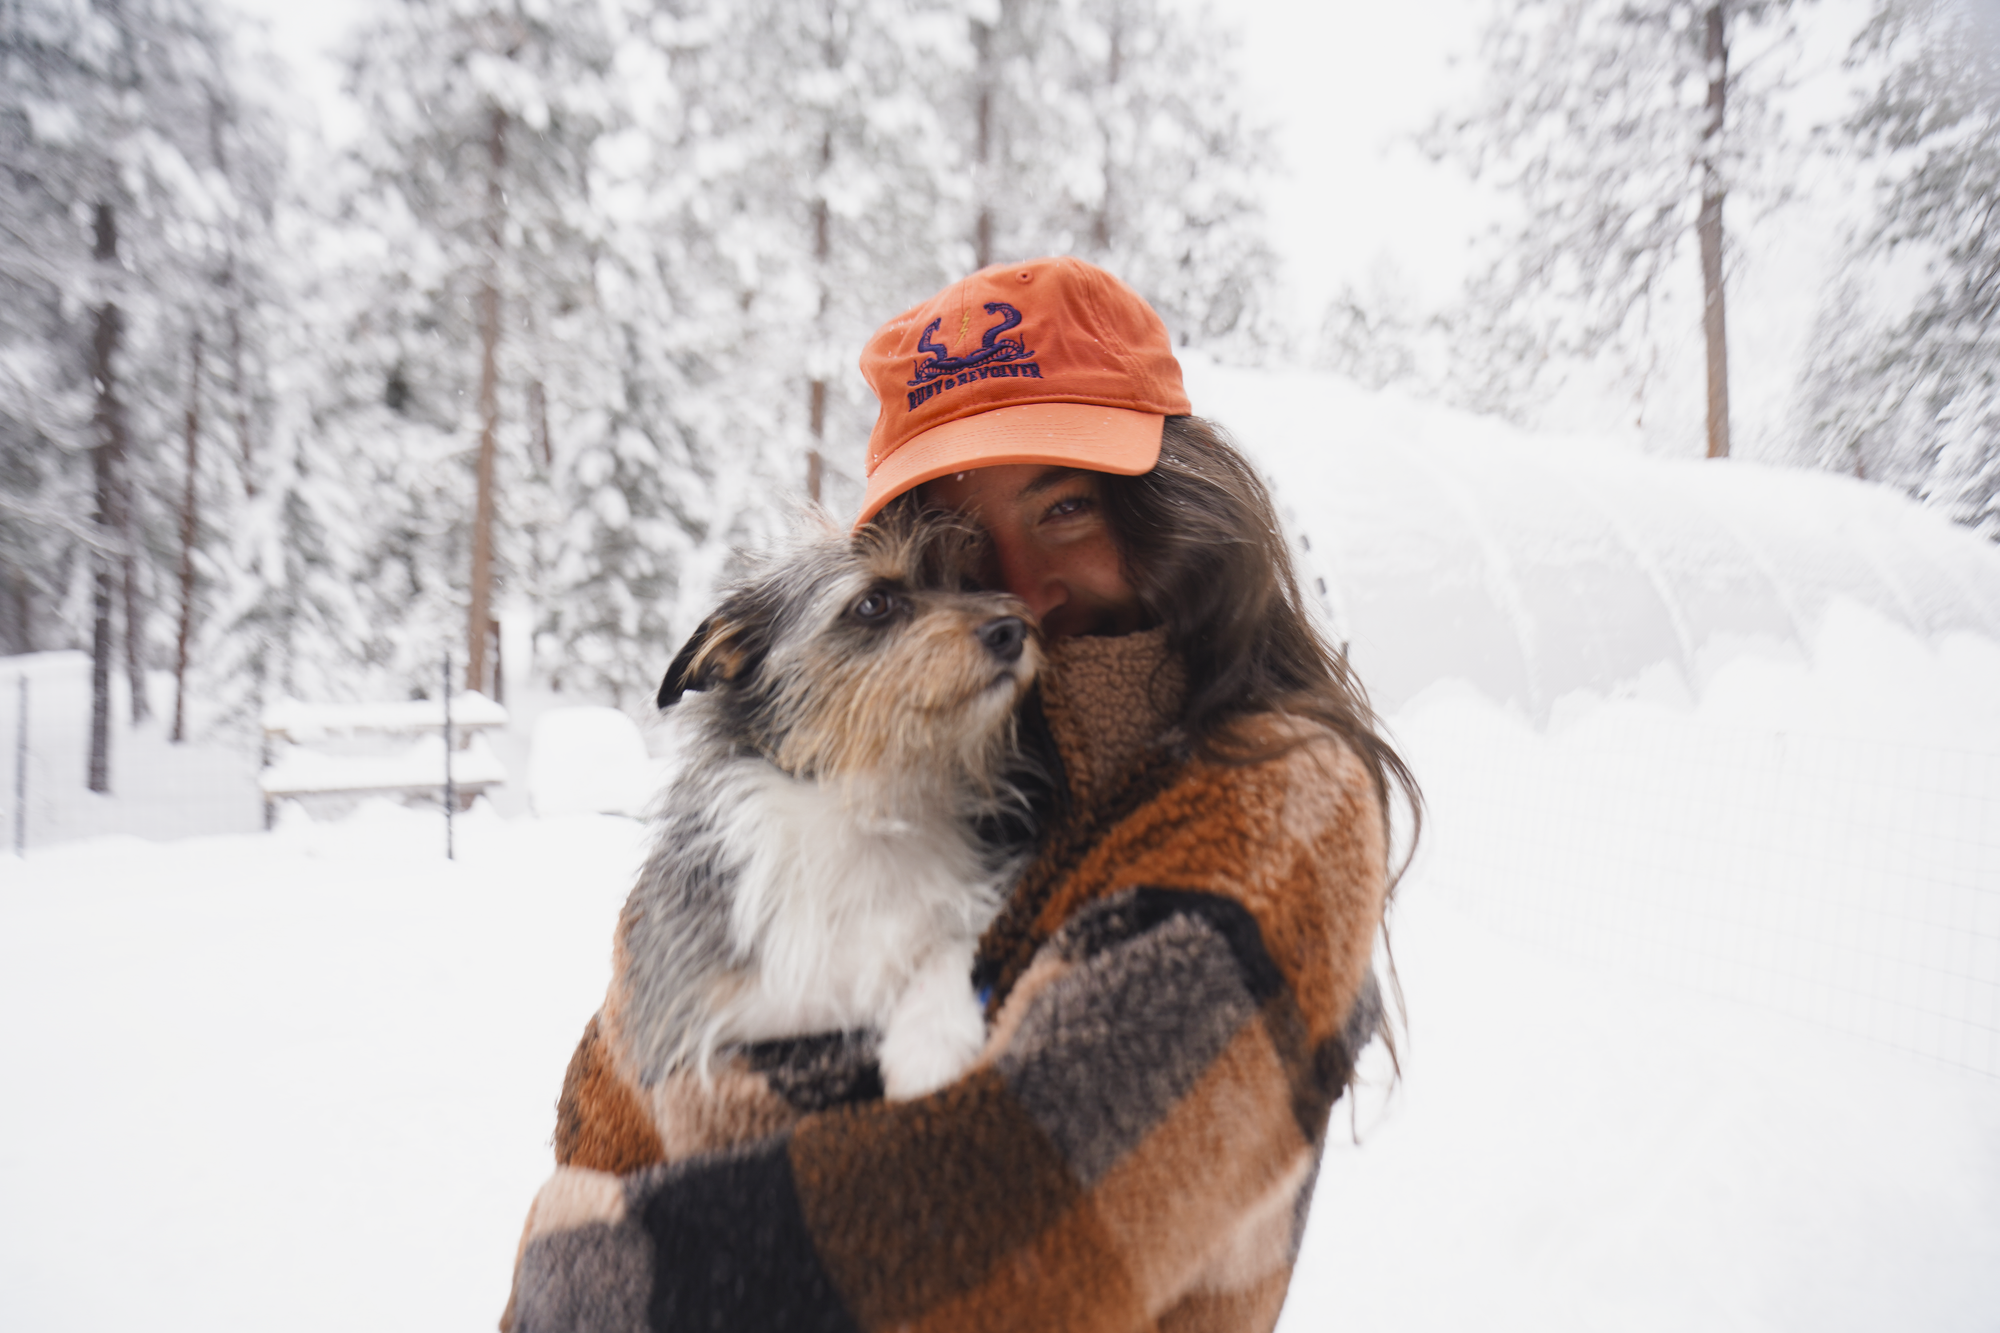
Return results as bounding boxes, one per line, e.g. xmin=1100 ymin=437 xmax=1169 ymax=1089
xmin=1020 ymin=466 xmax=1087 ymax=499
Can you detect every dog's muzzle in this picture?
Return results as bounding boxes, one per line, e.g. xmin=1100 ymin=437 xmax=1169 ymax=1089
xmin=977 ymin=615 xmax=1027 ymax=664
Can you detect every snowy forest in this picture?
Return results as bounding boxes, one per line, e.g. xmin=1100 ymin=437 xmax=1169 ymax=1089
xmin=6 ymin=5 xmax=2000 ymax=1328
xmin=1 ymin=0 xmax=1996 ymax=744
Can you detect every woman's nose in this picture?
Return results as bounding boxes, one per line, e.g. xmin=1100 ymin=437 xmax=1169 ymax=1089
xmin=991 ymin=535 xmax=1068 ymax=625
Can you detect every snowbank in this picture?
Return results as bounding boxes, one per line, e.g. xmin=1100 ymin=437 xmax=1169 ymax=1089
xmin=262 ymin=691 xmax=509 ymax=742
xmin=260 ymin=733 xmax=509 ymax=797
xmin=527 ymin=706 xmax=666 ymax=818
xmin=1395 ymin=597 xmax=2000 ymax=1071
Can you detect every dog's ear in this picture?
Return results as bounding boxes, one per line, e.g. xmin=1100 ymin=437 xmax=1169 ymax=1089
xmin=657 ymin=605 xmax=768 ymax=709
xmin=657 ymin=618 xmax=713 ymax=709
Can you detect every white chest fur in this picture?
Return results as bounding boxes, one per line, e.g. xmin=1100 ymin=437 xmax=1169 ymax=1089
xmin=706 ymin=758 xmax=1001 ymax=1098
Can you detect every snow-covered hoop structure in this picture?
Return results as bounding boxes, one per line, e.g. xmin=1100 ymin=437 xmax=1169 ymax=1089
xmin=1193 ymin=364 xmax=2000 ymax=717
xmin=1191 ymin=360 xmax=2000 ymax=1075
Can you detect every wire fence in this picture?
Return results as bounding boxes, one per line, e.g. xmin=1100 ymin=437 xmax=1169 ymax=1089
xmin=0 ymin=664 xmax=267 ymax=854
xmin=0 ymin=653 xmax=541 ymax=862
xmin=1408 ymin=712 xmax=2000 ymax=1078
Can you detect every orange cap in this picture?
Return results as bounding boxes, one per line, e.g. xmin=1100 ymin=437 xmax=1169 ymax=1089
xmin=855 ymin=256 xmax=1191 ymax=524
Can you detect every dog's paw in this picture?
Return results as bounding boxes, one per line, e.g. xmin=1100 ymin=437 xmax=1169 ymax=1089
xmin=878 ymin=950 xmax=986 ymax=1100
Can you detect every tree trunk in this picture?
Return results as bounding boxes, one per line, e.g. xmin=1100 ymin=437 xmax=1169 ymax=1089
xmin=173 ymin=329 xmax=203 ymax=743
xmin=1699 ymin=2 xmax=1732 ymax=461
xmin=973 ymin=18 xmax=994 ymax=269
xmin=807 ymin=379 xmax=827 ymax=504
xmin=89 ymin=566 xmax=113 ymax=793
xmin=1093 ymin=17 xmax=1122 ymax=254
xmin=468 ymin=103 xmax=505 ymax=697
xmin=229 ymin=295 xmax=254 ymax=496
xmin=0 ymin=566 xmax=28 ymax=655
xmin=121 ymin=531 xmax=148 ymax=724
xmin=808 ymin=123 xmax=831 ymax=505
xmin=87 ymin=202 xmax=122 ymax=793
xmin=528 ymin=379 xmax=551 ymax=467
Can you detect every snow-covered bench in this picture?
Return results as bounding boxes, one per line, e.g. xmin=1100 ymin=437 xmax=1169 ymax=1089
xmin=259 ymin=694 xmax=508 ymax=805
xmin=261 ymin=694 xmax=508 ymax=745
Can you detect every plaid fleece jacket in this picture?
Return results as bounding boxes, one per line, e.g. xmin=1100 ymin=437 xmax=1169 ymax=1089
xmin=505 ymin=630 xmax=1390 ymax=1333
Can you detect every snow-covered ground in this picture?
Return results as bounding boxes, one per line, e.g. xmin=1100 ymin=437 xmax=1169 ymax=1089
xmin=2 ymin=669 xmax=1995 ymax=1331
xmin=0 ymin=804 xmax=641 ymax=1332
xmin=4 ymin=371 xmax=1999 ymax=1330
xmin=1295 ymin=891 xmax=2000 ymax=1333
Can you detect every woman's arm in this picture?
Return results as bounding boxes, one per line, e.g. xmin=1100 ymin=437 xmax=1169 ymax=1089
xmin=510 ymin=735 xmax=1388 ymax=1333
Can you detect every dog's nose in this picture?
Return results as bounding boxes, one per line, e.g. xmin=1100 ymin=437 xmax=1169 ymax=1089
xmin=976 ymin=615 xmax=1026 ymax=663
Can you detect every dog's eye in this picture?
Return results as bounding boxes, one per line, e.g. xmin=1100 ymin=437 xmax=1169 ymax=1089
xmin=852 ymin=590 xmax=897 ymax=622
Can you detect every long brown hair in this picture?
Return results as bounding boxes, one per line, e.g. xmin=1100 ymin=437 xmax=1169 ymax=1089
xmin=1106 ymin=416 xmax=1420 ymax=1090
xmin=898 ymin=414 xmax=1419 ymax=1081
xmin=1102 ymin=416 xmax=1421 ymax=868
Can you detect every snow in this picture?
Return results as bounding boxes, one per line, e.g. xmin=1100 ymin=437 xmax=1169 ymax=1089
xmin=0 ymin=804 xmax=644 ymax=1333
xmin=3 ymin=621 xmax=1996 ymax=1329
xmin=260 ymin=732 xmax=509 ymax=797
xmin=0 ymin=654 xmax=265 ymax=846
xmin=3 ymin=371 xmax=1999 ymax=1328
xmin=1288 ymin=891 xmax=2000 ymax=1333
xmin=1184 ymin=356 xmax=2000 ymax=717
xmin=1387 ymin=599 xmax=2000 ymax=1077
xmin=262 ymin=692 xmax=509 ymax=741
xmin=526 ymin=706 xmax=664 ymax=818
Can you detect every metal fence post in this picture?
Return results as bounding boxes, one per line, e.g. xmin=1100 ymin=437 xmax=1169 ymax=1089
xmin=13 ymin=675 xmax=25 ymax=857
xmin=443 ymin=652 xmax=455 ymax=861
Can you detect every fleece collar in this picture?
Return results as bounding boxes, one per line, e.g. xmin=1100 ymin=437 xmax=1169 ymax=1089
xmin=1038 ymin=625 xmax=1186 ymax=813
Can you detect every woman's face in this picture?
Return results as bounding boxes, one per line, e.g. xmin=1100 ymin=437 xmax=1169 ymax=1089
xmin=922 ymin=464 xmax=1146 ymax=639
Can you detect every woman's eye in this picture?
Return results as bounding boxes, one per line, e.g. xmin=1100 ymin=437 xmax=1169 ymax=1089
xmin=1044 ymin=494 xmax=1092 ymax=521
xmin=853 ymin=590 xmax=895 ymax=621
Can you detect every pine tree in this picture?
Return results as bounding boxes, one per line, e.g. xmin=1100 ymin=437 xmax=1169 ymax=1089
xmin=172 ymin=36 xmax=286 ymax=740
xmin=337 ymin=0 xmax=623 ymax=697
xmin=687 ymin=0 xmax=970 ymax=508
xmin=955 ymin=0 xmax=1277 ymax=351
xmin=254 ymin=0 xmax=1283 ymax=714
xmin=1796 ymin=0 xmax=1999 ymax=537
xmin=1054 ymin=0 xmax=1277 ymax=351
xmin=1427 ymin=0 xmax=1806 ymax=452
xmin=1 ymin=0 xmax=280 ymax=772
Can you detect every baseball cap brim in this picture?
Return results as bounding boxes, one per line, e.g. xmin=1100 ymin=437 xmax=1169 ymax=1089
xmin=856 ymin=401 xmax=1164 ymax=526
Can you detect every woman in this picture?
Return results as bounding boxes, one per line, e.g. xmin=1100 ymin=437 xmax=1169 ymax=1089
xmin=508 ymin=257 xmax=1416 ymax=1333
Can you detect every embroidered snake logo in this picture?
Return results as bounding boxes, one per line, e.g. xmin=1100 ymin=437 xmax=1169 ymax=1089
xmin=907 ymin=303 xmax=1035 ymax=385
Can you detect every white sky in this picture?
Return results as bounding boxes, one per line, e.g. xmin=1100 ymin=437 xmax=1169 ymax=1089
xmin=1230 ymin=0 xmax=1490 ymax=315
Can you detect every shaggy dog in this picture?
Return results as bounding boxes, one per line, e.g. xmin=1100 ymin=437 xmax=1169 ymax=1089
xmin=609 ymin=512 xmax=1039 ymax=1106
xmin=499 ymin=514 xmax=1041 ymax=1330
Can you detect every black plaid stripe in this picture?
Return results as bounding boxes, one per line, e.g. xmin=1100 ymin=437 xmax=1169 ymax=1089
xmin=1055 ymin=887 xmax=1368 ymax=1143
xmin=631 ymin=1143 xmax=861 ymax=1333
xmin=998 ymin=905 xmax=1261 ymax=1186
